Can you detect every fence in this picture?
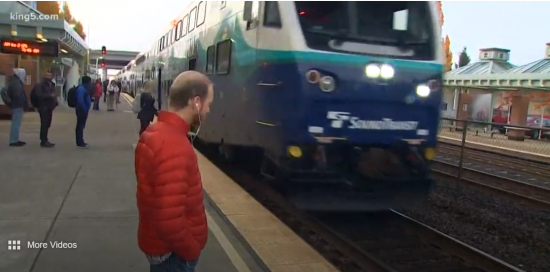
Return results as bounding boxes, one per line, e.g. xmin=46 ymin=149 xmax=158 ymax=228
xmin=435 ymin=117 xmax=550 ymax=208
xmin=438 ymin=118 xmax=550 ymax=157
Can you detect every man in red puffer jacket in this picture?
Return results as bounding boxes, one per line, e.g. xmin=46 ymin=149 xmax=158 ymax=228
xmin=135 ymin=71 xmax=214 ymax=272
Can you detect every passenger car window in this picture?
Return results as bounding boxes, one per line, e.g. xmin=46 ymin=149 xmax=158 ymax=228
xmin=206 ymin=46 xmax=215 ymax=74
xmin=216 ymin=40 xmax=232 ymax=74
xmin=264 ymin=1 xmax=281 ymax=27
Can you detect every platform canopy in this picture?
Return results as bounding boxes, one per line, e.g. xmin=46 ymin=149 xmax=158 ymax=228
xmin=0 ymin=1 xmax=88 ymax=58
xmin=444 ymin=46 xmax=550 ymax=91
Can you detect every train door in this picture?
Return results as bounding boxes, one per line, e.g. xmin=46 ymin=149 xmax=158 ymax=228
xmin=235 ymin=1 xmax=260 ymax=145
xmin=157 ymin=68 xmax=162 ymax=110
xmin=188 ymin=58 xmax=197 ymax=71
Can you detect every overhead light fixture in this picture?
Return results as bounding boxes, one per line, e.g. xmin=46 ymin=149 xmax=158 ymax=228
xmin=10 ymin=25 xmax=17 ymax=36
xmin=60 ymin=49 xmax=68 ymax=53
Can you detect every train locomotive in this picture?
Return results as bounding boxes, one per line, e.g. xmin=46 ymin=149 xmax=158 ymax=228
xmin=118 ymin=1 xmax=443 ymax=211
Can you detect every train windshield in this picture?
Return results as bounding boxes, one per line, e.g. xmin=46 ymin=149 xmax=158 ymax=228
xmin=295 ymin=1 xmax=435 ymax=60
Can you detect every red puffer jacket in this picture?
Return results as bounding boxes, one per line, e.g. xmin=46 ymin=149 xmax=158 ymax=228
xmin=135 ymin=111 xmax=208 ymax=261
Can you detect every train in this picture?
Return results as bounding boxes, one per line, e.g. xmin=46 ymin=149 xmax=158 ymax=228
xmin=117 ymin=1 xmax=444 ymax=211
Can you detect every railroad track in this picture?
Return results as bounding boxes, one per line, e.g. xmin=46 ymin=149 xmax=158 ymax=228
xmin=196 ymin=142 xmax=524 ymax=272
xmin=312 ymin=210 xmax=524 ymax=272
xmin=432 ymin=144 xmax=550 ymax=210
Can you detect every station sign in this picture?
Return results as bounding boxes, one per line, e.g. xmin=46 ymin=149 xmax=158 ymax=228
xmin=0 ymin=38 xmax=59 ymax=57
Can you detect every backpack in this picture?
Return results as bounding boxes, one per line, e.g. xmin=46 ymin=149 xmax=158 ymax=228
xmin=132 ymin=92 xmax=142 ymax=114
xmin=30 ymin=85 xmax=40 ymax=108
xmin=67 ymin=86 xmax=78 ymax=108
xmin=0 ymin=86 xmax=10 ymax=106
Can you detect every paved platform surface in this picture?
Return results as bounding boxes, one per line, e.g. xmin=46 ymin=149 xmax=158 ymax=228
xmin=0 ymin=101 xmax=266 ymax=272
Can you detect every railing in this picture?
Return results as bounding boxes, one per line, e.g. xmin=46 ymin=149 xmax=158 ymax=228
xmin=435 ymin=117 xmax=550 ymax=210
xmin=438 ymin=118 xmax=550 ymax=157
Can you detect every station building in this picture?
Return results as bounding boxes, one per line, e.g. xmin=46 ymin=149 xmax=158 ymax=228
xmin=442 ymin=44 xmax=550 ymax=139
xmin=0 ymin=1 xmax=88 ymax=116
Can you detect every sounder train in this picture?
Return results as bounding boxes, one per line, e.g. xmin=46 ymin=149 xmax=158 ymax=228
xmin=117 ymin=1 xmax=443 ymax=211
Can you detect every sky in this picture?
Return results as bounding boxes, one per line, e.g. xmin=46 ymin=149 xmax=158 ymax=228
xmin=69 ymin=1 xmax=550 ymax=69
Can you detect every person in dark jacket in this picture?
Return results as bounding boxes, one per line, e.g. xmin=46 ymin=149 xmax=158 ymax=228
xmin=7 ymin=68 xmax=28 ymax=147
xmin=75 ymin=76 xmax=92 ymax=148
xmin=34 ymin=71 xmax=58 ymax=148
xmin=137 ymin=81 xmax=158 ymax=135
xmin=102 ymin=79 xmax=109 ymax=103
xmin=116 ymin=80 xmax=122 ymax=104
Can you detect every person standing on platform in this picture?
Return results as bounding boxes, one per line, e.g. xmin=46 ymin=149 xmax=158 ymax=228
xmin=136 ymin=81 xmax=158 ymax=135
xmin=135 ymin=71 xmax=214 ymax=272
xmin=92 ymin=79 xmax=102 ymax=110
xmin=102 ymin=79 xmax=109 ymax=103
xmin=33 ymin=71 xmax=58 ymax=148
xmin=106 ymin=80 xmax=119 ymax=111
xmin=116 ymin=80 xmax=122 ymax=104
xmin=75 ymin=76 xmax=92 ymax=148
xmin=5 ymin=68 xmax=28 ymax=147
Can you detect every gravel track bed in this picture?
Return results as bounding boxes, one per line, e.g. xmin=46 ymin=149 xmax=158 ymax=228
xmin=400 ymin=179 xmax=550 ymax=272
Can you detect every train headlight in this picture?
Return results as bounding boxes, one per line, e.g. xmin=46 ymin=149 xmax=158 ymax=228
xmin=380 ymin=64 xmax=394 ymax=79
xmin=365 ymin=64 xmax=381 ymax=78
xmin=416 ymin=84 xmax=431 ymax=97
xmin=319 ymin=76 xmax=336 ymax=92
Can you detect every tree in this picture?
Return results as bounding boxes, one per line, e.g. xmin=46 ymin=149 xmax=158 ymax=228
xmin=36 ymin=1 xmax=60 ymax=15
xmin=444 ymin=36 xmax=452 ymax=71
xmin=437 ymin=2 xmax=452 ymax=71
xmin=59 ymin=2 xmax=87 ymax=41
xmin=458 ymin=47 xmax=471 ymax=68
xmin=436 ymin=1 xmax=444 ymax=28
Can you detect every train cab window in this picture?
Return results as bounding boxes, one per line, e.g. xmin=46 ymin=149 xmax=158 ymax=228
xmin=189 ymin=7 xmax=197 ymax=32
xmin=215 ymin=39 xmax=232 ymax=75
xmin=188 ymin=58 xmax=197 ymax=71
xmin=206 ymin=46 xmax=215 ymax=74
xmin=295 ymin=1 xmax=434 ymax=60
xmin=197 ymin=2 xmax=206 ymax=27
xmin=264 ymin=1 xmax=281 ymax=27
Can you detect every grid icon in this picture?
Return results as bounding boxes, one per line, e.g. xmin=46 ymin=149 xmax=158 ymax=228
xmin=8 ymin=240 xmax=21 ymax=250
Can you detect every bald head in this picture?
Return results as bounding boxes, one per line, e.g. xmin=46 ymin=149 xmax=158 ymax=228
xmin=169 ymin=71 xmax=213 ymax=110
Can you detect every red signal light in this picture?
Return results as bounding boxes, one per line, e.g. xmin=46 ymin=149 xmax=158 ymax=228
xmin=101 ymin=46 xmax=106 ymax=55
xmin=100 ymin=61 xmax=105 ymax=68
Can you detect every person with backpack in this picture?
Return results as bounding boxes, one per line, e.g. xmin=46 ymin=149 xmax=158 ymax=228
xmin=31 ymin=71 xmax=58 ymax=148
xmin=1 ymin=68 xmax=28 ymax=147
xmin=71 ymin=76 xmax=92 ymax=148
xmin=136 ymin=81 xmax=158 ymax=135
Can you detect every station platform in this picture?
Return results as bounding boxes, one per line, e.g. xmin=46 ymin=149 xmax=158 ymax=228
xmin=438 ymin=129 xmax=550 ymax=163
xmin=0 ymin=99 xmax=336 ymax=272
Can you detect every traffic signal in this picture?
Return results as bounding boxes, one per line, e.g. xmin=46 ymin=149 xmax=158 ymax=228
xmin=100 ymin=61 xmax=105 ymax=68
xmin=101 ymin=46 xmax=106 ymax=55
